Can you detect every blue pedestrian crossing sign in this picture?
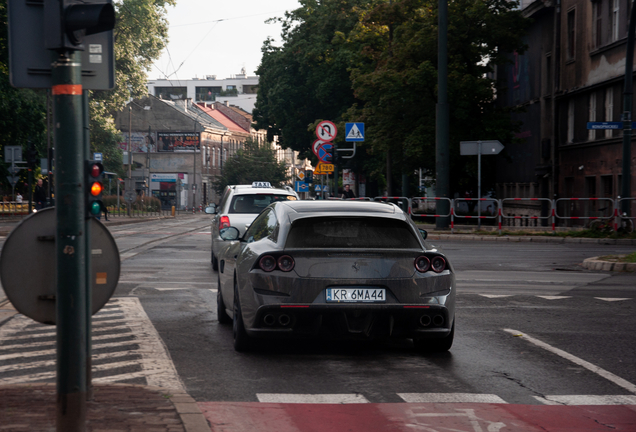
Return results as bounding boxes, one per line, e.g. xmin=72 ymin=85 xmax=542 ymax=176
xmin=315 ymin=184 xmax=322 ymax=192
xmin=345 ymin=123 xmax=365 ymax=142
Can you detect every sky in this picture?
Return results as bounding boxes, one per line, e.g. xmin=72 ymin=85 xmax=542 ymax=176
xmin=149 ymin=0 xmax=301 ymax=81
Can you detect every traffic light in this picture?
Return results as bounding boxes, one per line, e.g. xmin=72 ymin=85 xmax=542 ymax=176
xmin=44 ymin=0 xmax=115 ymax=51
xmin=86 ymin=160 xmax=104 ymax=217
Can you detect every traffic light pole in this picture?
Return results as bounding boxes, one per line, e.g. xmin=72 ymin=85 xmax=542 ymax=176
xmin=53 ymin=50 xmax=88 ymax=431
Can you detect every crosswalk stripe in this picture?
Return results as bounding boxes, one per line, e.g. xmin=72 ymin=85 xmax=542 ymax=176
xmin=479 ymin=295 xmax=513 ymax=298
xmin=6 ymin=325 xmax=131 ymax=341
xmin=398 ymin=393 xmax=507 ymax=403
xmin=0 ymin=351 xmax=140 ymax=374
xmin=594 ymin=298 xmax=630 ymax=302
xmin=536 ymin=296 xmax=571 ymax=300
xmin=0 ymin=342 xmax=139 ymax=361
xmin=0 ymin=332 xmax=134 ymax=350
xmin=256 ymin=394 xmax=370 ymax=404
xmin=535 ymin=395 xmax=636 ymax=405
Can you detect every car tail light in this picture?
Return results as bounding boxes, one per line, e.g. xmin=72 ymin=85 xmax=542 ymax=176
xmin=415 ymin=256 xmax=431 ymax=273
xmin=277 ymin=255 xmax=295 ymax=272
xmin=259 ymin=255 xmax=277 ymax=272
xmin=431 ymin=256 xmax=446 ymax=273
xmin=219 ymin=216 xmax=230 ymax=230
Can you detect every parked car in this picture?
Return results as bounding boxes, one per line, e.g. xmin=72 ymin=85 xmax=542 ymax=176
xmin=205 ymin=182 xmax=298 ymax=270
xmin=216 ymin=200 xmax=456 ymax=352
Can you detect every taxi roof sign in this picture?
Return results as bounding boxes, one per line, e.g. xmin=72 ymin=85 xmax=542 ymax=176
xmin=252 ymin=182 xmax=272 ymax=188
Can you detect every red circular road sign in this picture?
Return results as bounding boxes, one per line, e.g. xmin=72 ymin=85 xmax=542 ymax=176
xmin=315 ymin=120 xmax=337 ymax=141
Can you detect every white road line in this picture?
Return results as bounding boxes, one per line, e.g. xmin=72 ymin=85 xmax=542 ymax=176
xmin=504 ymin=328 xmax=636 ymax=394
xmin=256 ymin=394 xmax=370 ymax=404
xmin=398 ymin=393 xmax=507 ymax=404
xmin=0 ymin=351 xmax=139 ymax=374
xmin=595 ymin=298 xmax=630 ymax=302
xmin=0 ymin=341 xmax=140 ymax=361
xmin=536 ymin=296 xmax=571 ymax=300
xmin=0 ymin=331 xmax=134 ymax=350
xmin=479 ymin=295 xmax=513 ymax=299
xmin=6 ymin=325 xmax=131 ymax=340
xmin=534 ymin=395 xmax=636 ymax=405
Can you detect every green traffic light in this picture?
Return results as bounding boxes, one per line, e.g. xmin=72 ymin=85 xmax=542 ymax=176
xmin=89 ymin=201 xmax=102 ymax=216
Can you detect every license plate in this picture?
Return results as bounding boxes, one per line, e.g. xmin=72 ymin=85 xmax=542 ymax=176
xmin=326 ymin=288 xmax=385 ymax=303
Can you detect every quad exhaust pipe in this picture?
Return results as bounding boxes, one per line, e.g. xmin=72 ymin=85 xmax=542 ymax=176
xmin=419 ymin=314 xmax=445 ymax=327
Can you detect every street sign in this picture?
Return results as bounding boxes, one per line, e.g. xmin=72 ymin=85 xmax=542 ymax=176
xmin=93 ymin=152 xmax=103 ymax=162
xmin=315 ymin=162 xmax=334 ymax=174
xmin=460 ymin=140 xmax=504 ymax=155
xmin=316 ymin=120 xmax=337 ymax=141
xmin=315 ymin=184 xmax=322 ymax=192
xmin=345 ymin=123 xmax=365 ymax=142
xmin=6 ymin=175 xmax=19 ymax=187
xmin=0 ymin=208 xmax=120 ymax=324
xmin=7 ymin=0 xmax=115 ymax=90
xmin=312 ymin=139 xmax=328 ymax=157
xmin=297 ymin=170 xmax=305 ymax=181
xmin=318 ymin=142 xmax=333 ymax=163
xmin=586 ymin=122 xmax=624 ymax=130
xmin=4 ymin=146 xmax=22 ymax=163
xmin=124 ymin=190 xmax=136 ymax=202
xmin=295 ymin=181 xmax=309 ymax=192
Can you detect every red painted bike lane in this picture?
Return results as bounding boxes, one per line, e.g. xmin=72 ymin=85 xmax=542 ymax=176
xmin=198 ymin=402 xmax=636 ymax=431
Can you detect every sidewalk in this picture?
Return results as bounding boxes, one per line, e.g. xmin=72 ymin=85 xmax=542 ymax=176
xmin=0 ymin=213 xmax=212 ymax=432
xmin=0 ymin=383 xmax=210 ymax=432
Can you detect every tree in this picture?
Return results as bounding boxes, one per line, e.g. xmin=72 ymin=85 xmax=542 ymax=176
xmin=254 ymin=0 xmax=529 ymax=196
xmin=254 ymin=0 xmax=373 ymax=160
xmin=0 ymin=0 xmax=48 ymax=195
xmin=90 ymin=0 xmax=175 ymax=176
xmin=212 ymin=139 xmax=290 ymax=194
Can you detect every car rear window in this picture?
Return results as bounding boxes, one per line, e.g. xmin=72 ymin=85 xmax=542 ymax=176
xmin=285 ymin=217 xmax=421 ymax=249
xmin=229 ymin=194 xmax=296 ymax=214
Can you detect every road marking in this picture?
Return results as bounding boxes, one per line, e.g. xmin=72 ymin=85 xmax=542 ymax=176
xmin=0 ymin=298 xmax=184 ymax=391
xmin=595 ymin=297 xmax=630 ymax=302
xmin=534 ymin=395 xmax=636 ymax=405
xmin=504 ymin=328 xmax=636 ymax=394
xmin=256 ymin=394 xmax=370 ymax=404
xmin=536 ymin=296 xmax=571 ymax=300
xmin=398 ymin=393 xmax=507 ymax=403
xmin=479 ymin=295 xmax=513 ymax=299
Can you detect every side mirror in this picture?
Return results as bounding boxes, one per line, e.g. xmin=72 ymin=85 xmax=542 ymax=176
xmin=219 ymin=226 xmax=240 ymax=241
xmin=205 ymin=204 xmax=217 ymax=214
xmin=419 ymin=228 xmax=428 ymax=240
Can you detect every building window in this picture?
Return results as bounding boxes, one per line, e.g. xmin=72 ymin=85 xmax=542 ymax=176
xmin=567 ymin=9 xmax=576 ymax=60
xmin=154 ymin=87 xmax=187 ymax=100
xmin=612 ymin=0 xmax=619 ymax=42
xmin=605 ymin=88 xmax=614 ymax=138
xmin=593 ymin=1 xmax=602 ymax=48
xmin=601 ymin=175 xmax=613 ymax=198
xmin=568 ymin=100 xmax=575 ymax=143
xmin=196 ymin=87 xmax=222 ymax=102
xmin=588 ymin=92 xmax=597 ymax=141
xmin=585 ymin=176 xmax=597 ymax=198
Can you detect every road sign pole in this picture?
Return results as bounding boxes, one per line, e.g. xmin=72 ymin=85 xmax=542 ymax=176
xmin=53 ymin=51 xmax=88 ymax=431
xmin=478 ymin=141 xmax=482 ymax=230
xmin=621 ymin=2 xmax=636 ymax=217
xmin=83 ymin=90 xmax=93 ymax=400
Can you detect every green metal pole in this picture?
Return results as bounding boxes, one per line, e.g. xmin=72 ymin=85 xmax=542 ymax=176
xmin=53 ymin=50 xmax=87 ymax=432
xmin=621 ymin=1 xmax=636 ymax=217
xmin=436 ymin=0 xmax=450 ymax=228
xmin=83 ymin=91 xmax=93 ymax=400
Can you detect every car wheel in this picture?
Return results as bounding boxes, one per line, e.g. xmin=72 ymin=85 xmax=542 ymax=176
xmin=233 ymin=281 xmax=251 ymax=352
xmin=217 ymin=274 xmax=231 ymax=324
xmin=212 ymin=252 xmax=218 ymax=271
xmin=414 ymin=320 xmax=455 ymax=353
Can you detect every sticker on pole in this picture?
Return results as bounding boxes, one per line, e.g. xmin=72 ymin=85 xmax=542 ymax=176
xmin=316 ymin=120 xmax=337 ymax=141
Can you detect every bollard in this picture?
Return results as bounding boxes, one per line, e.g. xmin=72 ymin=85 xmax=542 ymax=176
xmin=171 ymin=206 xmax=175 ymax=217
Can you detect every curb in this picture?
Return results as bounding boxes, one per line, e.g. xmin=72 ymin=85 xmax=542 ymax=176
xmin=426 ymin=233 xmax=636 ymax=245
xmin=581 ymin=256 xmax=636 ymax=272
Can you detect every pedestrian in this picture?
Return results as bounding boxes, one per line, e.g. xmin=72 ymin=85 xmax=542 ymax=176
xmin=34 ymin=179 xmax=47 ymax=210
xmin=102 ymin=204 xmax=109 ymax=221
xmin=341 ymin=184 xmax=356 ymax=199
xmin=15 ymin=193 xmax=23 ymax=203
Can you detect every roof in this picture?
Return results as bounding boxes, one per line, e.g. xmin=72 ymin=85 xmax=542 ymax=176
xmin=196 ymin=103 xmax=248 ymax=134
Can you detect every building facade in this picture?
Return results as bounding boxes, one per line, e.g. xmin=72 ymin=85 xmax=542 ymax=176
xmin=496 ymin=0 xmax=635 ymax=220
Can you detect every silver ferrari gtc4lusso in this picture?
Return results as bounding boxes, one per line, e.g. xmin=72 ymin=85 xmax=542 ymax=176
xmin=216 ymin=200 xmax=456 ymax=352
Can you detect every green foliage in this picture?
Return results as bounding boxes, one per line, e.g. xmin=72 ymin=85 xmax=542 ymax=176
xmin=212 ymin=139 xmax=290 ymax=195
xmin=255 ymin=0 xmax=529 ymax=196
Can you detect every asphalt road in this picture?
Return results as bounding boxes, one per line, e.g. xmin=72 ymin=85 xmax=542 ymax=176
xmin=107 ymin=219 xmax=636 ymax=406
xmin=1 ymin=215 xmax=635 ymax=430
